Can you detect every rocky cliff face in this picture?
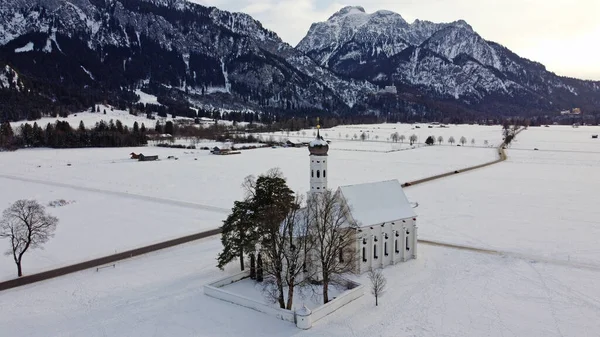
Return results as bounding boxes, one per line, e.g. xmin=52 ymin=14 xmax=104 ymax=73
xmin=0 ymin=2 xmax=598 ymax=121
xmin=297 ymin=6 xmax=600 ymax=115
xmin=0 ymin=0 xmax=374 ymax=121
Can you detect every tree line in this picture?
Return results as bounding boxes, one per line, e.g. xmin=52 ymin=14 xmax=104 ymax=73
xmin=0 ymin=120 xmax=147 ymax=150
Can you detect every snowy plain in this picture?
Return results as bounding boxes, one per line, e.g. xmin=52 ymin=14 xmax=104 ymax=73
xmin=1 ymin=125 xmax=600 ymax=336
xmin=406 ymin=125 xmax=600 ymax=265
xmin=1 ymin=237 xmax=598 ymax=337
xmin=0 ymin=124 xmax=501 ymax=281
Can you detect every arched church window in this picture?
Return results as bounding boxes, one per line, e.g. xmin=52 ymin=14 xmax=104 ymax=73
xmin=374 ymin=245 xmax=378 ymax=259
xmin=406 ymin=236 xmax=410 ymax=251
xmin=323 ymin=170 xmax=326 ymax=178
xmin=362 ymin=247 xmax=367 ymax=262
xmin=317 ymin=170 xmax=320 ymax=178
xmin=384 ymin=242 xmax=388 ymax=256
xmin=395 ymin=239 xmax=399 ymax=253
xmin=311 ymin=170 xmax=314 ymax=178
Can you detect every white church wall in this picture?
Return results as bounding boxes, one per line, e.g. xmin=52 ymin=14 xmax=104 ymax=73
xmin=355 ymin=218 xmax=417 ymax=274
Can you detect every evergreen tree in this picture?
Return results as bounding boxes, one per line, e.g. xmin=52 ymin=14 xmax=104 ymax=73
xmin=140 ymin=123 xmax=146 ymax=133
xmin=164 ymin=121 xmax=174 ymax=135
xmin=133 ymin=121 xmax=140 ymax=134
xmin=217 ymin=200 xmax=256 ymax=271
xmin=155 ymin=121 xmax=162 ymax=133
xmin=32 ymin=122 xmax=43 ymax=147
xmin=0 ymin=121 xmax=15 ymax=149
xmin=116 ymin=120 xmax=124 ymax=133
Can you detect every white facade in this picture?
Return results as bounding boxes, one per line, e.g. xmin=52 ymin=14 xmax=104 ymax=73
xmin=309 ymin=155 xmax=328 ymax=192
xmin=305 ymin=130 xmax=418 ymax=274
xmin=354 ymin=219 xmax=417 ymax=274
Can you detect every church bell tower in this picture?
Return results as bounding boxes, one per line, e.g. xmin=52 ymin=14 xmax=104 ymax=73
xmin=308 ymin=118 xmax=329 ymax=193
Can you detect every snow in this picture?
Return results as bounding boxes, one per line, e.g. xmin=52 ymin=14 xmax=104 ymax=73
xmin=308 ymin=138 xmax=328 ymax=147
xmin=0 ymin=175 xmax=227 ymax=281
xmin=0 ymin=124 xmax=497 ymax=280
xmin=1 ymin=238 xmax=599 ymax=336
xmin=2 ymin=125 xmax=600 ymax=335
xmin=221 ymin=278 xmax=343 ymax=311
xmin=9 ymin=104 xmax=178 ymax=129
xmin=135 ymin=89 xmax=161 ymax=105
xmin=339 ymin=180 xmax=415 ymax=227
xmin=80 ymin=65 xmax=95 ymax=80
xmin=405 ymin=127 xmax=600 ymax=265
xmin=14 ymin=41 xmax=34 ymax=53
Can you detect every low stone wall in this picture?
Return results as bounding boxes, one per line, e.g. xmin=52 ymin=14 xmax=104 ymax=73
xmin=310 ymin=279 xmax=364 ymax=323
xmin=203 ymin=271 xmax=296 ymax=323
xmin=204 ymin=272 xmax=364 ymax=329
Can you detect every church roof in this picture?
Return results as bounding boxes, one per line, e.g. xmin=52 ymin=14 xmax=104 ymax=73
xmin=338 ymin=180 xmax=416 ymax=227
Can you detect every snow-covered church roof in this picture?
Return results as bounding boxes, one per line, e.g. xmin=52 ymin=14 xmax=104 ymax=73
xmin=338 ymin=180 xmax=416 ymax=227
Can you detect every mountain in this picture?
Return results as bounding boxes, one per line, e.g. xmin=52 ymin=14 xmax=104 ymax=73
xmin=297 ymin=6 xmax=600 ymax=116
xmin=0 ymin=0 xmax=374 ymax=121
xmin=0 ymin=2 xmax=598 ymax=123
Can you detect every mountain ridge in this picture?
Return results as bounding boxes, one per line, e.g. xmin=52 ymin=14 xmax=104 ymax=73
xmin=0 ymin=2 xmax=598 ymax=123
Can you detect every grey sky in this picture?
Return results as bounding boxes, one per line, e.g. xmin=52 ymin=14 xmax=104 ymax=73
xmin=192 ymin=0 xmax=600 ymax=80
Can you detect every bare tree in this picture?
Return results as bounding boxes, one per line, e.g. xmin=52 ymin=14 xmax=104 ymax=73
xmin=448 ymin=136 xmax=455 ymax=145
xmin=437 ymin=135 xmax=444 ymax=145
xmin=0 ymin=200 xmax=58 ymax=277
xmin=399 ymin=134 xmax=406 ymax=143
xmin=368 ymin=268 xmax=387 ymax=306
xmin=262 ymin=195 xmax=313 ymax=310
xmin=484 ymin=140 xmax=489 ymax=146
xmin=409 ymin=134 xmax=418 ymax=145
xmin=306 ymin=189 xmax=357 ymax=304
xmin=460 ymin=136 xmax=467 ymax=145
xmin=471 ymin=138 xmax=476 ymax=146
xmin=360 ymin=132 xmax=367 ymax=141
xmin=390 ymin=132 xmax=399 ymax=142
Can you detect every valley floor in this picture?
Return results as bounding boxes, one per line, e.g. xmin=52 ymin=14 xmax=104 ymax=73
xmin=1 ymin=124 xmax=599 ymax=336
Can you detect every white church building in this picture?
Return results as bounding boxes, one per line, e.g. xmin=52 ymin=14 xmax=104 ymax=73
xmin=307 ymin=126 xmax=418 ymax=274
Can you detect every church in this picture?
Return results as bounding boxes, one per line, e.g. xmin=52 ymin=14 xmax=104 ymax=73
xmin=306 ymin=125 xmax=418 ymax=274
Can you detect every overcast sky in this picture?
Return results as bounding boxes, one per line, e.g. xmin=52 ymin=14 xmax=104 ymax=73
xmin=191 ymin=0 xmax=600 ymax=80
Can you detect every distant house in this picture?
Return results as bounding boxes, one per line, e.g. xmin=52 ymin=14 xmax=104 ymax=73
xmin=286 ymin=140 xmax=307 ymax=148
xmin=138 ymin=154 xmax=158 ymax=161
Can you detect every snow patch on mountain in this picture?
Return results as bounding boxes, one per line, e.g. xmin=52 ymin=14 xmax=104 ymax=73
xmin=14 ymin=42 xmax=34 ymax=53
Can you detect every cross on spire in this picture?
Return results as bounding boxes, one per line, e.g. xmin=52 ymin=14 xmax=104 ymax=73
xmin=316 ymin=117 xmax=321 ymax=138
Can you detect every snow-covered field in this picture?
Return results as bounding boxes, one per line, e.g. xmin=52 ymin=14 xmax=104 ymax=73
xmin=0 ymin=176 xmax=226 ymax=280
xmin=0 ymin=130 xmax=497 ymax=280
xmin=2 ymin=125 xmax=600 ymax=336
xmin=510 ymin=125 xmax=600 ymax=152
xmin=1 ymin=236 xmax=598 ymax=337
xmin=9 ymin=104 xmax=180 ymax=130
xmin=259 ymin=123 xmax=503 ymax=147
xmin=406 ymin=127 xmax=600 ymax=266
